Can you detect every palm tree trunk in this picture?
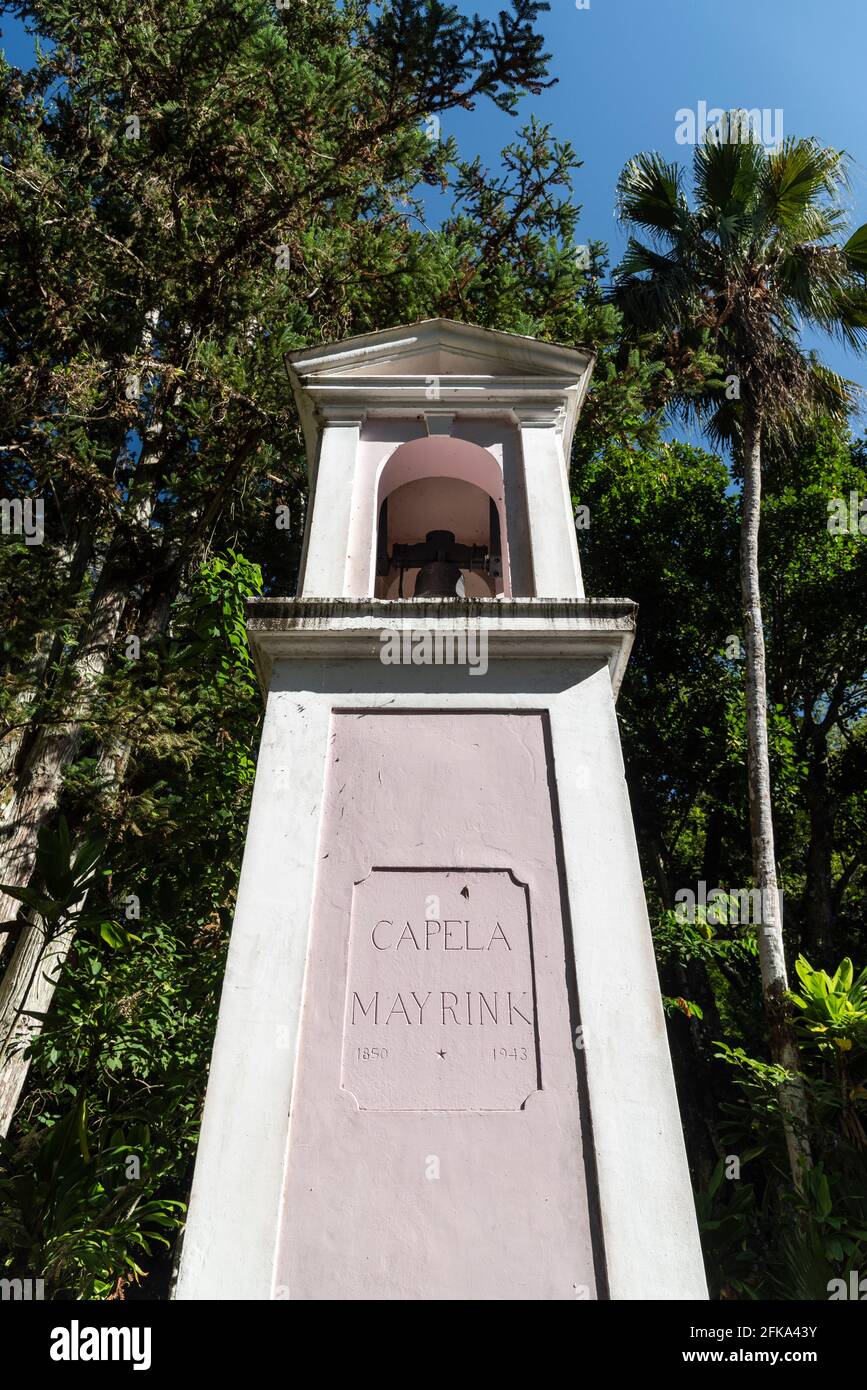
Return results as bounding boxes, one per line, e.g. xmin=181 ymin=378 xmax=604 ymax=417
xmin=741 ymin=402 xmax=812 ymax=1186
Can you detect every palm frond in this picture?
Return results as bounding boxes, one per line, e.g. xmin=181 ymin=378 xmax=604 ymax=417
xmin=843 ymin=223 xmax=867 ymax=272
xmin=613 ymin=132 xmax=867 ymax=425
xmin=693 ymin=136 xmax=764 ymax=222
xmin=615 ymin=152 xmax=687 ymax=241
xmin=761 ymin=139 xmax=849 ymax=229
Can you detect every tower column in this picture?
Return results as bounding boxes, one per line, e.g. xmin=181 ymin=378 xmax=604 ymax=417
xmin=517 ymin=412 xmax=584 ymax=598
xmin=299 ymin=415 xmax=363 ymax=597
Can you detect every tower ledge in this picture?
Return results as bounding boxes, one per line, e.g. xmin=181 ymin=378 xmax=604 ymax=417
xmin=245 ymin=595 xmax=637 ymax=696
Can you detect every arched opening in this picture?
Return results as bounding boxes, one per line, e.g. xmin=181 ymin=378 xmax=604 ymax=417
xmin=373 ymin=436 xmax=509 ymax=599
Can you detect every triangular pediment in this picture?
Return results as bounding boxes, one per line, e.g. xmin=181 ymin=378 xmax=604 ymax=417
xmin=285 ymin=318 xmax=596 ymax=474
xmin=287 ymin=318 xmax=592 ymax=383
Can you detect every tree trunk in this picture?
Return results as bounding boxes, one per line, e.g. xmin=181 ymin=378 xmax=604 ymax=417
xmin=0 ymin=563 xmax=129 ymax=1136
xmin=0 ymin=382 xmax=252 ymax=1134
xmin=0 ymin=311 xmax=169 ymax=853
xmin=0 ymin=918 xmax=76 ymax=1136
xmin=0 ymin=579 xmax=177 ymax=1137
xmin=0 ymin=571 xmax=129 ymax=921
xmin=740 ymin=402 xmax=812 ymax=1186
xmin=0 ymin=518 xmax=97 ymax=800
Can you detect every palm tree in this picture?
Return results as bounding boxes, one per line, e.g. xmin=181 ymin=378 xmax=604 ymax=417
xmin=612 ymin=121 xmax=867 ymax=1187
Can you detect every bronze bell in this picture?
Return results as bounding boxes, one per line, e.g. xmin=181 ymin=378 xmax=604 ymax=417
xmin=413 ymin=532 xmax=463 ymax=597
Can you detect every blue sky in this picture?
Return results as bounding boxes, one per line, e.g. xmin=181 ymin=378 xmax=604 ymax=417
xmin=431 ymin=0 xmax=867 ymax=411
xmin=4 ymin=0 xmax=866 ymax=414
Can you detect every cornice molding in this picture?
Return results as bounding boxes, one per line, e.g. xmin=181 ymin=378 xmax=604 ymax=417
xmin=246 ymin=595 xmax=636 ymax=699
xmin=286 ymin=319 xmax=596 ymax=468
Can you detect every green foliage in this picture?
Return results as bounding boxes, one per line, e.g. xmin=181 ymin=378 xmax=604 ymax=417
xmin=1 ymin=7 xmax=865 ymax=1305
xmin=612 ymin=130 xmax=867 ymax=437
xmin=1 ymin=816 xmax=104 ymax=925
xmin=2 ymin=0 xmax=612 ymax=1298
xmin=694 ymin=1158 xmax=762 ymax=1300
xmin=0 ymin=1110 xmax=184 ymax=1298
xmin=792 ymin=956 xmax=867 ymax=1054
xmin=693 ymin=953 xmax=867 ymax=1297
xmin=1 ymin=551 xmax=262 ymax=1296
xmin=580 ymin=402 xmax=866 ymax=1299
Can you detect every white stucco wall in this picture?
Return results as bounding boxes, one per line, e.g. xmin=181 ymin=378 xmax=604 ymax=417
xmin=176 ymin=653 xmax=706 ymax=1301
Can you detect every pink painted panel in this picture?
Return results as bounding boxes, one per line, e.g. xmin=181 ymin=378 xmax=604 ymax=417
xmin=341 ymin=868 xmax=539 ymax=1112
xmin=274 ymin=712 xmax=598 ymax=1300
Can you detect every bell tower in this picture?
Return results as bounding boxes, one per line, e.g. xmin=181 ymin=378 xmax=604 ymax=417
xmin=176 ymin=319 xmax=707 ymax=1301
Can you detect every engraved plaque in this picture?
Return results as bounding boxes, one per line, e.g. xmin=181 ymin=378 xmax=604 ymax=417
xmin=341 ymin=868 xmax=540 ymax=1111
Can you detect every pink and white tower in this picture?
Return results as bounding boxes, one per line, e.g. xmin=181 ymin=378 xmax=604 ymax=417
xmin=176 ymin=319 xmax=707 ymax=1301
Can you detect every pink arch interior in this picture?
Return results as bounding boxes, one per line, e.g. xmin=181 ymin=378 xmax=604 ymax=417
xmin=376 ymin=436 xmax=510 ymax=596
